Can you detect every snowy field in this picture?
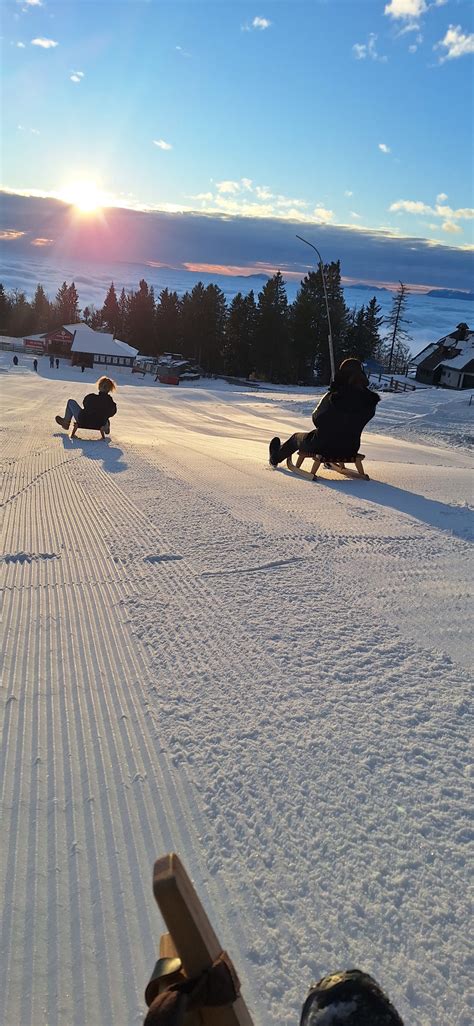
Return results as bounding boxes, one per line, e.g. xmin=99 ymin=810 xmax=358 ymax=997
xmin=1 ymin=355 xmax=473 ymax=1026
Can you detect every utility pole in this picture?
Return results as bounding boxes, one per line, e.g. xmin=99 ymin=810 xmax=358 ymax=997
xmin=296 ymin=234 xmax=335 ymax=381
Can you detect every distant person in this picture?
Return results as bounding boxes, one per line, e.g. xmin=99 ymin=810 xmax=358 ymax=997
xmin=55 ymin=358 xmax=59 ymax=370
xmin=269 ymin=358 xmax=380 ymax=467
xmin=33 ymin=358 xmax=38 ymax=372
xmin=12 ymin=355 xmax=18 ymax=366
xmin=55 ymin=376 xmax=117 ymax=436
xmin=49 ymin=355 xmax=54 ymax=369
xmin=81 ymin=365 xmax=85 ymax=373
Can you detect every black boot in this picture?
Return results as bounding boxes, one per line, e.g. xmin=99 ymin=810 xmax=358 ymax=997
xmin=269 ymin=437 xmax=281 ymax=466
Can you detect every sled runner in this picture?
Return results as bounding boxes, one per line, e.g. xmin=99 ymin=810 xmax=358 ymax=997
xmin=286 ymin=452 xmax=369 ymax=481
xmin=145 ymin=853 xmax=254 ymax=1026
xmin=70 ymin=422 xmax=108 ymax=439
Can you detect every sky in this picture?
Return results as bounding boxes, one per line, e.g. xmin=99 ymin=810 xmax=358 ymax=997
xmin=1 ymin=0 xmax=473 ymax=288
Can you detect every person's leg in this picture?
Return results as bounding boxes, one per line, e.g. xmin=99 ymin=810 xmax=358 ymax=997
xmin=275 ymin=432 xmax=306 ymax=464
xmin=65 ymin=399 xmax=82 ymax=423
xmin=103 ymin=419 xmax=110 ymax=435
xmin=56 ymin=398 xmax=82 ymax=429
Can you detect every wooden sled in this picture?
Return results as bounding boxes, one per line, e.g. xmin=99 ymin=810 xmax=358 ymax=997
xmin=70 ymin=421 xmax=108 ymax=439
xmin=286 ymin=452 xmax=369 ymax=481
xmin=145 ymin=853 xmax=254 ymax=1025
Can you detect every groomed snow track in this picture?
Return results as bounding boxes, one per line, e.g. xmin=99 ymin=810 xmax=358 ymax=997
xmin=1 ymin=366 xmax=473 ymax=1026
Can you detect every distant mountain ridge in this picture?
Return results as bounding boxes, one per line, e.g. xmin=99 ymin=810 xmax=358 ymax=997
xmin=425 ymin=289 xmax=474 ymax=301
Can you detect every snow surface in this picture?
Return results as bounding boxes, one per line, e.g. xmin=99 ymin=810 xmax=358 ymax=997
xmin=1 ymin=354 xmax=473 ymax=1026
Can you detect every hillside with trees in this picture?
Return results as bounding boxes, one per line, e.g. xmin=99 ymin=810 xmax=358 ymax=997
xmin=0 ymin=264 xmax=403 ymax=381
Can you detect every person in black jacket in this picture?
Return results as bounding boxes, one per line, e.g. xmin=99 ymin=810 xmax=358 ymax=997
xmin=55 ymin=376 xmax=117 ymax=435
xmin=269 ymin=358 xmax=380 ymax=466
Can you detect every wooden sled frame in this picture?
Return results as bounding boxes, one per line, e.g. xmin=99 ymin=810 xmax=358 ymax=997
xmin=70 ymin=421 xmax=107 ymax=439
xmin=286 ymin=452 xmax=369 ymax=481
xmin=146 ymin=852 xmax=254 ymax=1025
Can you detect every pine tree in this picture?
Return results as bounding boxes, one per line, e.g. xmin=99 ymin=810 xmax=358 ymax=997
xmin=102 ymin=283 xmax=120 ymax=334
xmin=255 ymin=271 xmax=290 ymax=381
xmin=290 ymin=272 xmax=324 ymax=384
xmin=180 ymin=283 xmax=227 ymax=371
xmin=155 ymin=289 xmax=182 ymax=353
xmin=55 ymin=281 xmax=80 ymax=325
xmin=32 ymin=284 xmax=51 ymax=332
xmin=7 ymin=289 xmax=35 ymax=337
xmin=365 ymin=296 xmax=384 ymax=356
xmin=223 ymin=291 xmax=257 ymax=377
xmin=117 ymin=288 xmax=129 ymax=340
xmin=0 ymin=283 xmax=12 ymax=332
xmin=384 ymin=282 xmax=411 ymax=371
xmin=127 ymin=279 xmax=156 ymax=353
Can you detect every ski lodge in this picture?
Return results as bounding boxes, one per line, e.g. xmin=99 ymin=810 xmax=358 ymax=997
xmin=411 ymin=326 xmax=474 ymax=389
xmin=23 ymin=324 xmax=138 ymax=368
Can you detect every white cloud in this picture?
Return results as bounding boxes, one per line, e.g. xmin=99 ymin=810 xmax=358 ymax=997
xmin=390 ymin=199 xmax=432 ymax=214
xmin=31 ymin=37 xmax=58 ymax=48
xmin=18 ymin=0 xmax=43 ymax=6
xmin=313 ymin=206 xmax=334 ymax=223
xmin=255 ymin=185 xmax=274 ymax=200
xmin=216 ymin=180 xmax=241 ymax=194
xmin=241 ymin=178 xmax=253 ymax=191
xmin=436 ymin=192 xmax=448 ymax=203
xmin=434 ymin=25 xmax=474 ymax=62
xmin=442 ymin=221 xmax=462 ymax=234
xmin=390 ymin=198 xmax=474 ymax=223
xmin=191 ymin=192 xmax=213 ymax=202
xmin=344 ymin=190 xmax=353 ymax=197
xmin=408 ymin=44 xmax=418 ymax=52
xmin=352 ymin=33 xmax=387 ymax=62
xmin=384 ymin=0 xmax=427 ymax=19
xmin=379 ymin=143 xmax=391 ymax=153
xmin=252 ymin=17 xmax=271 ymax=30
xmin=350 ymin=211 xmax=362 ymax=219
xmin=16 ymin=41 xmax=26 ymax=47
xmin=153 ymin=139 xmax=172 ymax=150
xmin=70 ymin=70 xmax=84 ymax=83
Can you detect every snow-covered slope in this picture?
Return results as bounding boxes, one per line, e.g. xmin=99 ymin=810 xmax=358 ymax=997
xmin=1 ymin=357 xmax=472 ymax=1026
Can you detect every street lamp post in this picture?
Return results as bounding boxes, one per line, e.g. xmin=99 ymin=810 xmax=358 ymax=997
xmin=296 ymin=234 xmax=335 ymax=382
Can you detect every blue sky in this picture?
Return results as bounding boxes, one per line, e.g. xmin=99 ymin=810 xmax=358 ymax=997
xmin=2 ymin=0 xmax=473 ymax=286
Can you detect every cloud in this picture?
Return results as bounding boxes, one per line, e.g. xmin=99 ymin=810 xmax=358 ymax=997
xmin=384 ymin=0 xmax=427 ymax=19
xmin=313 ymin=206 xmax=334 ymax=223
xmin=434 ymin=25 xmax=474 ymax=62
xmin=31 ymin=237 xmax=53 ymax=246
xmin=175 ymin=45 xmax=191 ymax=57
xmin=18 ymin=0 xmax=43 ymax=5
xmin=344 ymin=190 xmax=353 ymax=197
xmin=16 ymin=41 xmax=26 ymax=47
xmin=352 ymin=33 xmax=388 ymax=62
xmin=390 ymin=199 xmax=433 ymax=214
xmin=252 ymin=17 xmax=271 ymax=30
xmin=2 ymin=190 xmax=472 ymax=291
xmin=0 ymin=228 xmax=26 ymax=240
xmin=390 ymin=198 xmax=474 ymax=228
xmin=216 ymin=180 xmax=241 ymax=194
xmin=153 ymin=139 xmax=172 ymax=150
xmin=436 ymin=192 xmax=448 ymax=203
xmin=379 ymin=143 xmax=391 ymax=153
xmin=17 ymin=123 xmax=40 ymax=134
xmin=31 ymin=37 xmax=58 ymax=48
xmin=70 ymin=70 xmax=84 ymax=83
xmin=350 ymin=211 xmax=362 ymax=219
xmin=441 ymin=221 xmax=462 ymax=234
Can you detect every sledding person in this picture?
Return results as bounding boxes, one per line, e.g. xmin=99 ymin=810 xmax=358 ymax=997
xmin=269 ymin=358 xmax=380 ymax=467
xmin=33 ymin=358 xmax=38 ymax=372
xmin=55 ymin=376 xmax=117 ymax=436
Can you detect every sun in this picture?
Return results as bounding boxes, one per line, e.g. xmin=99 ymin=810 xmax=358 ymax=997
xmin=59 ymin=180 xmax=105 ymax=213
